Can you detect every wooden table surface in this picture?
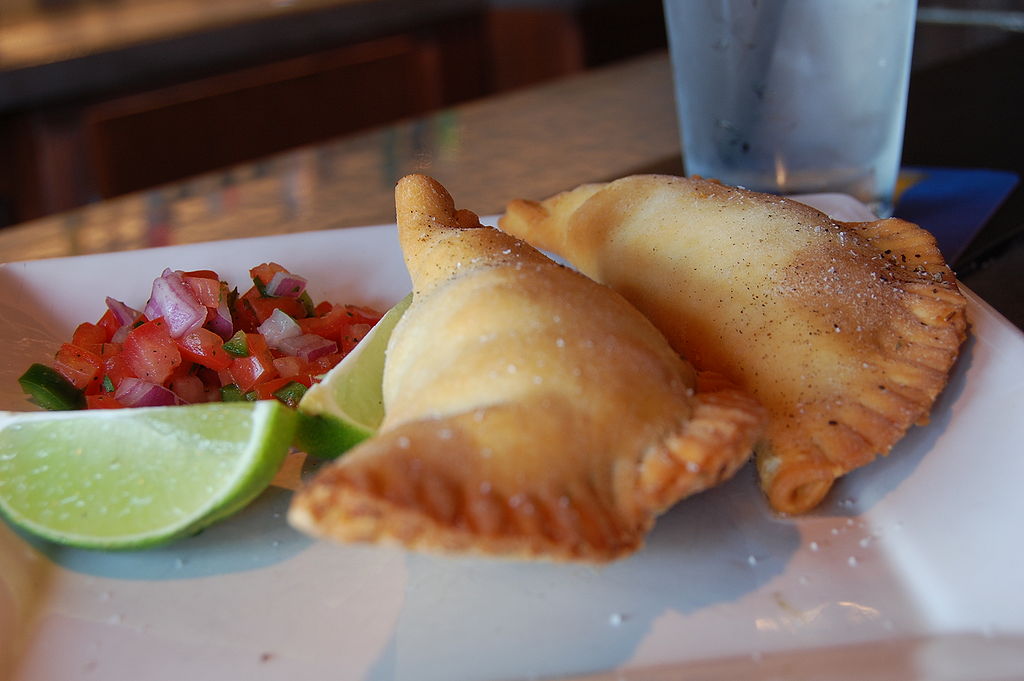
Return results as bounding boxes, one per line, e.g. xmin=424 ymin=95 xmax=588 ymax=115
xmin=0 ymin=53 xmax=679 ymax=262
xmin=1 ymin=50 xmax=1020 ymax=329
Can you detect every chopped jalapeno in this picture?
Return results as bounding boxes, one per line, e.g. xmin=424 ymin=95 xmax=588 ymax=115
xmin=220 ymin=384 xmax=246 ymax=402
xmin=18 ymin=363 xmax=86 ymax=411
xmin=272 ymin=381 xmax=308 ymax=408
xmin=298 ymin=291 xmax=316 ymax=317
xmin=222 ymin=330 xmax=249 ymax=357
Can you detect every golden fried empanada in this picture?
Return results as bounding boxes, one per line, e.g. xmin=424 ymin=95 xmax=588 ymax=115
xmin=288 ymin=174 xmax=765 ymax=561
xmin=500 ymin=175 xmax=968 ymax=515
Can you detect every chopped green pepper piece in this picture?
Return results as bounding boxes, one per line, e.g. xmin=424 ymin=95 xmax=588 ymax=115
xmin=252 ymin=277 xmax=268 ymax=297
xmin=18 ymin=363 xmax=86 ymax=411
xmin=101 ymin=375 xmax=115 ymax=393
xmin=223 ymin=330 xmax=249 ymax=357
xmin=244 ymin=390 xmax=259 ymax=402
xmin=220 ymin=384 xmax=246 ymax=402
xmin=298 ymin=291 xmax=316 ymax=317
xmin=272 ymin=380 xmax=308 ymax=408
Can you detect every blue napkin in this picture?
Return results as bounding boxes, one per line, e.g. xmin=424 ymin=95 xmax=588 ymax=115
xmin=893 ymin=167 xmax=1019 ymax=263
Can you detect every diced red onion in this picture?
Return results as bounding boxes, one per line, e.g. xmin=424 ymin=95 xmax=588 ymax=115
xmin=114 ymin=377 xmax=180 ymax=407
xmin=144 ymin=269 xmax=206 ymax=339
xmin=111 ymin=324 xmax=131 ymax=344
xmin=265 ymin=271 xmax=308 ymax=298
xmin=105 ymin=297 xmax=142 ymax=326
xmin=206 ymin=299 xmax=234 ymax=340
xmin=258 ymin=308 xmax=302 ymax=349
xmin=277 ymin=333 xmax=337 ymax=361
xmin=348 ymin=323 xmax=372 ymax=342
xmin=203 ymin=281 xmax=234 ymax=340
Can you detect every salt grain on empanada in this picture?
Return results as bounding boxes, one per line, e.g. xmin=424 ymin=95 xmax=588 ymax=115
xmin=288 ymin=174 xmax=765 ymax=561
xmin=500 ymin=175 xmax=968 ymax=514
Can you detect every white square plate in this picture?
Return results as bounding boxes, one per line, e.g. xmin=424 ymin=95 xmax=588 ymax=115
xmin=2 ymin=198 xmax=1023 ymax=681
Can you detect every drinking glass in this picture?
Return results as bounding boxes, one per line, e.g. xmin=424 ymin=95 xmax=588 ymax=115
xmin=664 ymin=0 xmax=916 ymax=217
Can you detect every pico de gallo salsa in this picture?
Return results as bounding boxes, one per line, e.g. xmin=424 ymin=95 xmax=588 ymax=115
xmin=18 ymin=262 xmax=382 ymax=411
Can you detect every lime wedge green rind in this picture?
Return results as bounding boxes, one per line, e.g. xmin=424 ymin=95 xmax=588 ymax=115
xmin=0 ymin=401 xmax=297 ymax=550
xmin=190 ymin=401 xmax=297 ymax=528
xmin=295 ymin=292 xmax=412 ymax=459
xmin=293 ymin=411 xmax=373 ymax=459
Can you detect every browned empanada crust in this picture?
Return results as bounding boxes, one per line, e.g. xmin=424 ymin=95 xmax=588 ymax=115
xmin=288 ymin=174 xmax=765 ymax=561
xmin=499 ymin=175 xmax=968 ymax=515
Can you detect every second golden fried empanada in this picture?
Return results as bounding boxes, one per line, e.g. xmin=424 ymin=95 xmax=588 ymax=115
xmin=288 ymin=175 xmax=765 ymax=562
xmin=500 ymin=175 xmax=968 ymax=515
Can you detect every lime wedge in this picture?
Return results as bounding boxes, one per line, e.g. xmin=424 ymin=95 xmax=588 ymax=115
xmin=0 ymin=401 xmax=296 ymax=549
xmin=296 ymin=292 xmax=412 ymax=458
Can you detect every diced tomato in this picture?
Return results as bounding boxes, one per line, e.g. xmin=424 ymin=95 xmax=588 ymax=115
xmin=247 ymin=332 xmax=273 ymax=361
xmin=101 ymin=352 xmax=136 ymax=390
xmin=252 ymin=376 xmax=312 ymax=403
xmin=96 ymin=309 xmax=121 ymax=340
xmin=216 ymin=367 xmax=234 ymax=386
xmin=290 ymin=373 xmax=314 ymax=388
xmin=227 ymin=332 xmax=277 ymax=391
xmin=311 ymin=352 xmax=343 ymax=375
xmin=231 ymin=291 xmax=261 ymax=333
xmin=193 ymin=366 xmax=223 ymax=391
xmin=244 ymin=291 xmax=307 ymax=324
xmin=249 ymin=262 xmax=288 ymax=288
xmin=204 ymin=283 xmax=233 ymax=330
xmin=26 ymin=262 xmax=380 ymax=411
xmin=339 ymin=322 xmax=374 ymax=354
xmin=184 ymin=276 xmax=221 ymax=307
xmin=169 ymin=374 xmax=208 ymax=404
xmin=165 ymin=360 xmax=198 ymax=384
xmin=300 ymin=306 xmax=379 ymax=351
xmin=94 ymin=342 xmax=121 ymax=359
xmin=53 ymin=343 xmax=104 ymax=391
xmin=299 ymin=304 xmax=376 ymax=339
xmin=121 ymin=318 xmax=182 ymax=384
xmin=228 ymin=356 xmax=274 ymax=392
xmin=86 ymin=393 xmax=126 ymax=409
xmin=182 ymin=269 xmax=219 ymax=280
xmin=176 ymin=328 xmax=233 ymax=370
xmin=251 ymin=376 xmax=296 ymax=401
xmin=342 ymin=305 xmax=382 ymax=326
xmin=72 ymin=322 xmax=109 ymax=352
xmin=272 ymin=356 xmax=317 ymax=384
xmin=272 ymin=355 xmax=307 ymax=379
xmin=297 ymin=306 xmax=345 ymax=339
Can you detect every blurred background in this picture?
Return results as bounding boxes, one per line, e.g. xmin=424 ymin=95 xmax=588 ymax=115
xmin=0 ymin=0 xmax=1021 ymax=229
